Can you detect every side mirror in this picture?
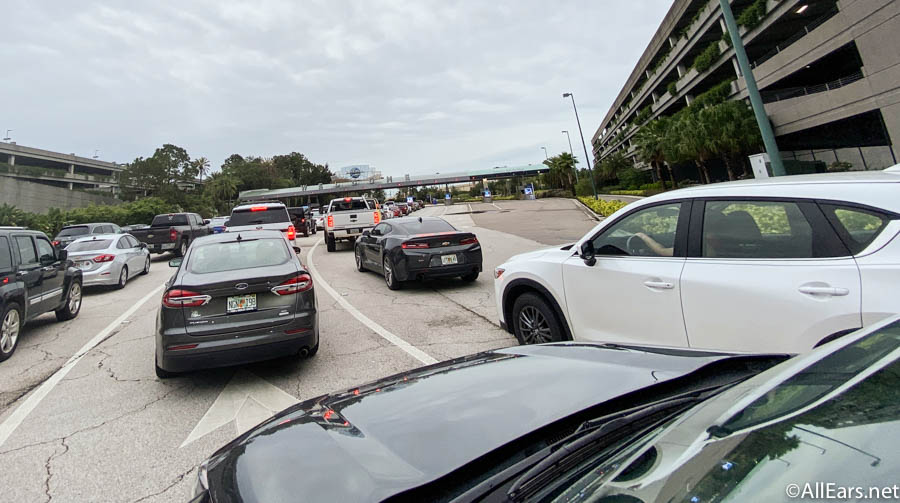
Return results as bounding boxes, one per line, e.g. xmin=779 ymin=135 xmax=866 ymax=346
xmin=40 ymin=255 xmax=55 ymax=266
xmin=579 ymin=241 xmax=597 ymax=267
xmin=140 ymin=242 xmax=148 ymax=249
xmin=293 ymin=246 xmax=302 ymax=254
xmin=202 ymin=219 xmax=211 ymax=225
xmin=58 ymin=250 xmax=68 ymax=262
xmin=168 ymin=257 xmax=183 ymax=268
xmin=362 ymin=229 xmax=371 ymax=237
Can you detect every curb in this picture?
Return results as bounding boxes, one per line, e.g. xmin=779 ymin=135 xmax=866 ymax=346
xmin=571 ymin=198 xmax=603 ymax=222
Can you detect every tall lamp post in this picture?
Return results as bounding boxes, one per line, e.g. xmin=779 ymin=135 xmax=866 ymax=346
xmin=563 ymin=93 xmax=598 ymax=199
xmin=2 ymin=130 xmax=12 ymax=141
xmin=562 ymin=130 xmax=578 ymax=182
xmin=719 ymin=0 xmax=785 ymax=176
xmin=541 ymin=146 xmax=549 ymax=160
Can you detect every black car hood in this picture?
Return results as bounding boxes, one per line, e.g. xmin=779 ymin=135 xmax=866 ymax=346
xmin=205 ymin=343 xmax=757 ymax=503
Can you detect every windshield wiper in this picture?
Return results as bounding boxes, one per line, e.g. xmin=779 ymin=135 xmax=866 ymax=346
xmin=507 ymin=388 xmax=720 ymax=501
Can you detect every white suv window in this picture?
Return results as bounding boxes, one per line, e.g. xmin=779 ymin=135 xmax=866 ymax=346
xmin=591 ymin=203 xmax=682 ymax=257
xmin=702 ymin=201 xmax=813 ymax=259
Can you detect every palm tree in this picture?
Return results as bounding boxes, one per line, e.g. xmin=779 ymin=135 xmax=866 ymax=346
xmin=633 ymin=117 xmax=675 ymax=189
xmin=193 ymin=157 xmax=210 ymax=182
xmin=665 ymin=111 xmax=714 ymax=184
xmin=701 ymin=101 xmax=761 ymax=180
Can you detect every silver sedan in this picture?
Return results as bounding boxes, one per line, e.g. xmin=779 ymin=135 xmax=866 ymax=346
xmin=66 ymin=233 xmax=151 ymax=288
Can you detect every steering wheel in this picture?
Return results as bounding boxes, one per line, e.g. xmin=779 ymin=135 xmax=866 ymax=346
xmin=626 ymin=234 xmax=640 ymax=256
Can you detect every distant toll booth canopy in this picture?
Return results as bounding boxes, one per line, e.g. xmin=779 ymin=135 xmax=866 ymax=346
xmin=238 ymin=164 xmax=550 ymax=202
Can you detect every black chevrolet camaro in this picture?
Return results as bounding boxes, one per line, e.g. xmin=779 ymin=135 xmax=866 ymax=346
xmin=191 ymin=318 xmax=900 ymax=503
xmin=354 ymin=216 xmax=482 ymax=290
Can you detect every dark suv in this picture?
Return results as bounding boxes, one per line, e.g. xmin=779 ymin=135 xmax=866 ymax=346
xmin=287 ymin=207 xmax=316 ymax=237
xmin=0 ymin=227 xmax=83 ymax=362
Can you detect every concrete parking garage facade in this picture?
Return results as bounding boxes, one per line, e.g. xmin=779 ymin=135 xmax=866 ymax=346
xmin=592 ymin=0 xmax=899 ymax=175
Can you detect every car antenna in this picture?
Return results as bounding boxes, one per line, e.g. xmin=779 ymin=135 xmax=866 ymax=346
xmin=236 ymin=233 xmax=243 ymax=242
xmin=418 ymin=217 xmax=422 ymax=223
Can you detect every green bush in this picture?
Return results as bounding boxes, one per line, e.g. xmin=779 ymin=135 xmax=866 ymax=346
xmin=737 ymin=0 xmax=767 ymax=29
xmin=535 ymin=189 xmax=574 ymax=199
xmin=618 ymin=167 xmax=651 ymax=190
xmin=635 ymin=106 xmax=652 ymax=125
xmin=721 ymin=30 xmax=733 ymax=47
xmin=667 ymin=81 xmax=678 ymax=96
xmin=578 ymin=197 xmax=630 ymax=217
xmin=609 ymin=190 xmax=646 ymax=196
xmin=0 ymin=197 xmax=184 ymax=237
xmin=692 ymin=42 xmax=721 ymax=73
xmin=691 ymin=79 xmax=734 ymax=108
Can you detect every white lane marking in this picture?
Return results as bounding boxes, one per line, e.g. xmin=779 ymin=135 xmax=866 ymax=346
xmin=307 ymin=240 xmax=438 ymax=365
xmin=180 ymin=370 xmax=298 ymax=448
xmin=467 ymin=203 xmax=472 ymax=213
xmin=491 ymin=202 xmax=502 ymax=210
xmin=0 ymin=283 xmax=165 ymax=449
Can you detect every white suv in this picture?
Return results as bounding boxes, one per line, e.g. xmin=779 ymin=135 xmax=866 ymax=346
xmin=494 ymin=171 xmax=900 ymax=354
xmin=226 ymin=202 xmax=297 ymax=245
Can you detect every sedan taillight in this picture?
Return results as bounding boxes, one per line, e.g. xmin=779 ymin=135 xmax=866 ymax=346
xmin=460 ymin=237 xmax=478 ymax=245
xmin=162 ymin=289 xmax=211 ymax=308
xmin=271 ymin=274 xmax=313 ymax=295
xmin=92 ymin=254 xmax=115 ymax=263
xmin=286 ymin=225 xmax=296 ymax=240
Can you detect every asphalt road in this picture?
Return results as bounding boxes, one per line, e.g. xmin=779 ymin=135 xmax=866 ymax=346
xmin=0 ymin=197 xmax=597 ymax=502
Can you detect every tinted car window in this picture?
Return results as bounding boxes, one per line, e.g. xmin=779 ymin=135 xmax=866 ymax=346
xmin=189 ymin=238 xmax=291 ymax=274
xmin=0 ymin=237 xmax=12 ymax=272
xmin=57 ymin=226 xmax=89 ymax=237
xmin=35 ymin=238 xmax=55 ymax=263
xmin=228 ymin=207 xmax=290 ymax=226
xmin=591 ymin=203 xmax=682 ymax=257
xmin=329 ymin=199 xmax=369 ymax=212
xmin=820 ymin=204 xmax=891 ymax=254
xmin=116 ymin=237 xmax=129 ymax=249
xmin=151 ymin=215 xmax=189 ymax=227
xmin=126 ymin=235 xmax=140 ymax=248
xmin=398 ymin=220 xmax=455 ymax=235
xmin=68 ymin=240 xmax=112 ymax=252
xmin=15 ymin=236 xmax=37 ymax=265
xmin=702 ymin=201 xmax=813 ymax=259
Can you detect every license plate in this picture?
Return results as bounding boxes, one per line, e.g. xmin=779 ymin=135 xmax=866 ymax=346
xmin=147 ymin=234 xmax=154 ymax=239
xmin=347 ymin=228 xmax=359 ymax=234
xmin=227 ymin=294 xmax=257 ymax=313
xmin=441 ymin=254 xmax=458 ymax=265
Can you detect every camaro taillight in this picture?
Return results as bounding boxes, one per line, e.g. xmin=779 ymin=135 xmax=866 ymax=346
xmin=373 ymin=211 xmax=381 ymax=224
xmin=92 ymin=254 xmax=115 ymax=263
xmin=401 ymin=241 xmax=429 ymax=249
xmin=162 ymin=289 xmax=211 ymax=308
xmin=271 ymin=274 xmax=313 ymax=295
xmin=327 ymin=215 xmax=334 ymax=228
xmin=494 ymin=267 xmax=505 ymax=279
xmin=460 ymin=237 xmax=478 ymax=245
xmin=286 ymin=225 xmax=296 ymax=240
xmin=169 ymin=228 xmax=177 ymax=242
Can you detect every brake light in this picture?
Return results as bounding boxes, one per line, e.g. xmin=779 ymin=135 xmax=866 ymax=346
xmin=344 ymin=197 xmax=352 ymax=202
xmin=373 ymin=211 xmax=381 ymax=224
xmin=287 ymin=225 xmax=296 ymax=240
xmin=162 ymin=289 xmax=211 ymax=308
xmin=52 ymin=240 xmax=60 ymax=247
xmin=92 ymin=254 xmax=115 ymax=263
xmin=494 ymin=267 xmax=505 ymax=279
xmin=460 ymin=236 xmax=478 ymax=245
xmin=250 ymin=206 xmax=267 ymax=212
xmin=401 ymin=242 xmax=429 ymax=249
xmin=271 ymin=274 xmax=313 ymax=295
xmin=169 ymin=228 xmax=177 ymax=242
xmin=327 ymin=215 xmax=334 ymax=228
xmin=2 ymin=277 xmax=8 ymax=285
xmin=301 ymin=218 xmax=306 ymax=223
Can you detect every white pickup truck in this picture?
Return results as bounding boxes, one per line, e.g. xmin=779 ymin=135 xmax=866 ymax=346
xmin=324 ymin=197 xmax=381 ymax=252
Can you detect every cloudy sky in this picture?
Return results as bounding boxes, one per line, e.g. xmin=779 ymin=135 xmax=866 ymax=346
xmin=4 ymin=1 xmax=670 ymax=177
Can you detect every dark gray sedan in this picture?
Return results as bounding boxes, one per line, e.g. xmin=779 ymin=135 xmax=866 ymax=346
xmin=154 ymin=231 xmax=318 ymax=378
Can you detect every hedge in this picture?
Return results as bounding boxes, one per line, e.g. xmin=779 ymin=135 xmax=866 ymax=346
xmin=578 ymin=197 xmax=630 ymax=217
xmin=737 ymin=0 xmax=767 ymax=29
xmin=0 ymin=197 xmax=180 ymax=237
xmin=692 ymin=42 xmax=721 ymax=73
xmin=667 ymin=81 xmax=678 ymax=96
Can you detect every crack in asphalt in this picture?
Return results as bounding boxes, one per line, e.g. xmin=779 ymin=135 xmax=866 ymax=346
xmin=429 ymin=288 xmax=499 ymax=327
xmin=42 ymin=437 xmax=69 ymax=502
xmin=95 ymin=350 xmax=155 ymax=383
xmin=132 ymin=466 xmax=196 ymax=503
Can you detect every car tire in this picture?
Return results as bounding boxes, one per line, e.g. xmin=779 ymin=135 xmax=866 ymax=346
xmin=303 ymin=227 xmax=309 ymax=237
xmin=141 ymin=256 xmax=150 ymax=275
xmin=512 ymin=293 xmax=564 ymax=345
xmin=461 ymin=271 xmax=479 ymax=282
xmin=312 ymin=224 xmax=317 ymax=235
xmin=55 ymin=281 xmax=82 ymax=321
xmin=0 ymin=303 xmax=23 ymax=362
xmin=355 ymin=245 xmax=366 ymax=272
xmin=115 ymin=266 xmax=128 ymax=290
xmin=155 ymin=362 xmax=176 ymax=379
xmin=306 ymin=341 xmax=319 ymax=358
xmin=383 ymin=256 xmax=401 ymax=290
xmin=326 ymin=233 xmax=336 ymax=252
xmin=176 ymin=239 xmax=188 ymax=257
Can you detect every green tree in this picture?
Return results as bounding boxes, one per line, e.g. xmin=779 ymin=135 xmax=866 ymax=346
xmin=633 ymin=116 xmax=675 ymax=189
xmin=192 ymin=157 xmax=210 ymax=182
xmin=664 ymin=110 xmax=714 ymax=184
xmin=119 ymin=144 xmax=200 ymax=202
xmin=701 ymin=101 xmax=762 ymax=180
xmin=542 ymin=152 xmax=578 ymax=192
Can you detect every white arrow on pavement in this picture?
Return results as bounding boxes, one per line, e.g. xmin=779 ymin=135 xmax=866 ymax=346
xmin=181 ymin=370 xmax=299 ymax=448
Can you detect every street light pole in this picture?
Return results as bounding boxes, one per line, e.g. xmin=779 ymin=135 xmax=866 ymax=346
xmin=2 ymin=130 xmax=12 ymax=141
xmin=563 ymin=93 xmax=598 ymax=199
xmin=541 ymin=146 xmax=549 ymax=160
xmin=719 ymin=0 xmax=785 ymax=176
xmin=562 ymin=130 xmax=578 ymax=182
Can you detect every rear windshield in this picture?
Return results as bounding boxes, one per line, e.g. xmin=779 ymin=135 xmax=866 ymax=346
xmin=58 ymin=226 xmax=89 ymax=237
xmin=229 ymin=207 xmax=290 ymax=226
xmin=399 ymin=220 xmax=456 ymax=234
xmin=210 ymin=217 xmax=228 ymax=225
xmin=151 ymin=214 xmax=189 ymax=227
xmin=67 ymin=239 xmax=112 ymax=252
xmin=329 ymin=199 xmax=370 ymax=212
xmin=189 ymin=238 xmax=291 ymax=274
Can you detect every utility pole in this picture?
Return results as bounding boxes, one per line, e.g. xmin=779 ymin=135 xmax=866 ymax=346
xmin=719 ymin=0 xmax=785 ymax=176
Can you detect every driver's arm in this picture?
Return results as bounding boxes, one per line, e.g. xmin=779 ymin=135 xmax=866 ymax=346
xmin=635 ymin=232 xmax=673 ymax=257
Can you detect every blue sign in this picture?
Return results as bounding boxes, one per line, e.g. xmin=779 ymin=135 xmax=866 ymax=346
xmin=484 ymin=190 xmax=491 ymax=197
xmin=445 ymin=193 xmax=451 ymax=199
xmin=349 ymin=166 xmax=362 ymax=179
xmin=407 ymin=196 xmax=414 ymax=203
xmin=524 ymin=186 xmax=533 ymax=195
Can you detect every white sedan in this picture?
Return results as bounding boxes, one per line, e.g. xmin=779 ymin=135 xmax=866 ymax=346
xmin=66 ymin=233 xmax=151 ymax=288
xmin=495 ymin=169 xmax=900 ymax=354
